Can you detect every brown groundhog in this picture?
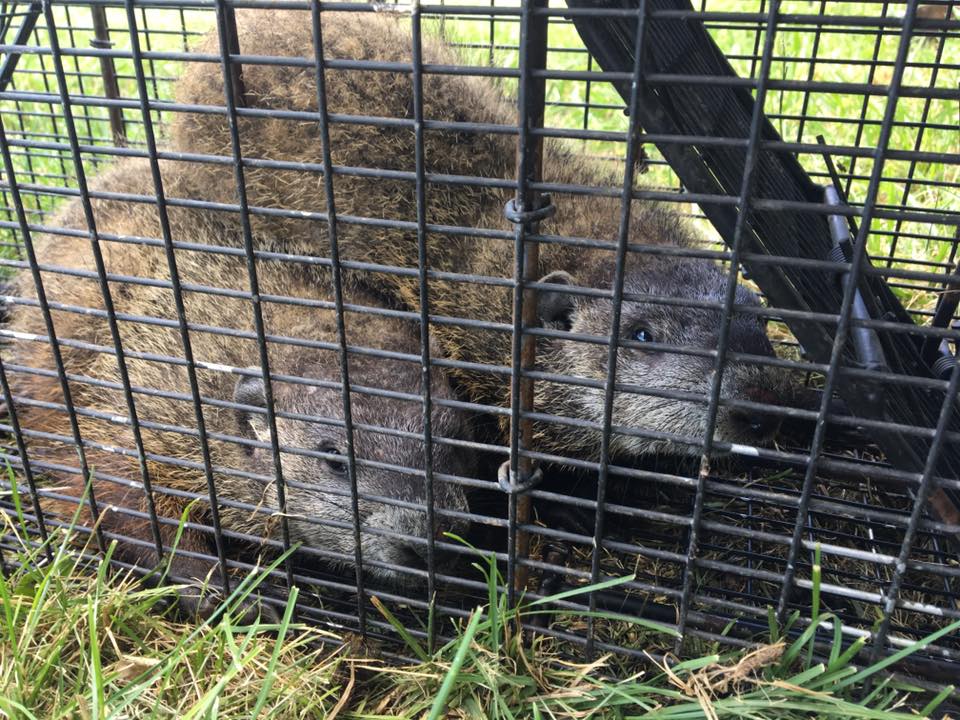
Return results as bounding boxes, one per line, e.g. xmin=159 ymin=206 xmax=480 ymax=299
xmin=169 ymin=9 xmax=791 ymax=459
xmin=2 ymin=157 xmax=474 ymax=614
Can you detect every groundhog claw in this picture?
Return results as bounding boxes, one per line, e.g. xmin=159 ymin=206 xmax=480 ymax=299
xmin=174 ymin=584 xmax=280 ymax=626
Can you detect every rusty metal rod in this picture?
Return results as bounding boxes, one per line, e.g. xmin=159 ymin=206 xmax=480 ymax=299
xmin=89 ymin=5 xmax=126 ymax=146
xmin=505 ymin=0 xmax=550 ymax=603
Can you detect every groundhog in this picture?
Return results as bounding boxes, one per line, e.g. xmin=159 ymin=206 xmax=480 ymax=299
xmin=2 ymin=157 xmax=474 ymax=614
xmin=168 ymin=9 xmax=791 ymax=459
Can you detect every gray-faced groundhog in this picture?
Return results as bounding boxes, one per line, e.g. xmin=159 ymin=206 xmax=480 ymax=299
xmin=168 ymin=9 xmax=797 ymax=461
xmin=1 ymin=157 xmax=475 ymax=618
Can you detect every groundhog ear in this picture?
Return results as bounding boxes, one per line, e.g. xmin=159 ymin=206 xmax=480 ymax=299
xmin=537 ymin=270 xmax=577 ymax=331
xmin=233 ymin=371 xmax=270 ymax=445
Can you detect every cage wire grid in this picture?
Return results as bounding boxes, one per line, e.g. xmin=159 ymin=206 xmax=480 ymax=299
xmin=0 ymin=0 xmax=957 ymax=687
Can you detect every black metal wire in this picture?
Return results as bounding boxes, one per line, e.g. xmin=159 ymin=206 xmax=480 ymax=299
xmin=120 ymin=0 xmax=233 ymax=596
xmin=0 ymin=89 xmax=107 ymax=556
xmin=41 ymin=0 xmax=167 ymax=569
xmin=409 ymin=1 xmax=439 ymax=651
xmin=307 ymin=0 xmax=366 ymax=637
xmin=0 ymin=352 xmax=51 ymax=562
xmin=584 ymin=0 xmax=648 ymax=661
xmin=676 ymin=0 xmax=782 ymax=645
xmin=776 ymin=0 xmax=920 ymax=621
xmin=211 ymin=0 xmax=297 ymax=606
xmin=504 ymin=0 xmax=549 ymax=607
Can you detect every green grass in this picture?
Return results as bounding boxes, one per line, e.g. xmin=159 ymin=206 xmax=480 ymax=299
xmin=1 ymin=516 xmax=958 ymax=718
xmin=0 ymin=485 xmax=346 ymax=718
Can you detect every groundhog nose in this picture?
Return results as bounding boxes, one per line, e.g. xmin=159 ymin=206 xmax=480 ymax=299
xmin=731 ymin=408 xmax=782 ymax=440
xmin=396 ymin=524 xmax=461 ymax=573
xmin=731 ymin=409 xmax=780 ymax=440
xmin=732 ymin=385 xmax=782 ymax=440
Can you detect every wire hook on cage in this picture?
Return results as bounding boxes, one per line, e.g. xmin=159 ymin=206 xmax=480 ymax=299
xmin=504 ymin=193 xmax=556 ymax=226
xmin=500 ymin=187 xmax=550 ymax=495
xmin=498 ymin=460 xmax=544 ymax=495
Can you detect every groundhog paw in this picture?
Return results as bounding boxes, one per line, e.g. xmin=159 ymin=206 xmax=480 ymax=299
xmin=174 ymin=584 xmax=281 ymax=626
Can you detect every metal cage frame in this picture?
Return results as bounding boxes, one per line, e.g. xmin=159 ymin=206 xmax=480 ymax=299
xmin=0 ymin=0 xmax=958 ymax=694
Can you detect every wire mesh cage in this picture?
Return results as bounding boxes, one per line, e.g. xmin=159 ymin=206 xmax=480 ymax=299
xmin=0 ymin=0 xmax=958 ymax=692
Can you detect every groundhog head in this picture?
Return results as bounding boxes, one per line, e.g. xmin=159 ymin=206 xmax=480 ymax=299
xmin=534 ymin=255 xmax=794 ymax=458
xmin=233 ymin=359 xmax=472 ymax=586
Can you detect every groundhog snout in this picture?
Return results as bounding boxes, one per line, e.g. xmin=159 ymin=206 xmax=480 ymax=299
xmin=729 ymin=384 xmax=783 ymax=441
xmin=388 ymin=515 xmax=468 ymax=574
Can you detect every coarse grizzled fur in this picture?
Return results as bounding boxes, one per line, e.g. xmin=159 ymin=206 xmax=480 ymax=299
xmin=3 ymin=157 xmax=473 ymax=609
xmin=169 ymin=9 xmax=794 ymax=458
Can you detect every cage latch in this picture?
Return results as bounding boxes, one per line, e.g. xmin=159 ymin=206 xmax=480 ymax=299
xmin=504 ymin=193 xmax=556 ymax=227
xmin=823 ymin=186 xmax=890 ymax=374
xmin=921 ymin=257 xmax=960 ymax=380
xmin=823 ymin=185 xmax=891 ymax=417
xmin=498 ymin=459 xmax=544 ymax=494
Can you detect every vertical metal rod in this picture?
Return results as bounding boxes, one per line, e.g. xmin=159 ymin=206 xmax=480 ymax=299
xmin=177 ymin=7 xmax=189 ymax=52
xmin=868 ymin=359 xmax=960 ymax=664
xmin=307 ymin=0 xmax=366 ymax=636
xmin=747 ymin=0 xmax=766 ymax=81
xmin=0 ymin=101 xmax=33 ymax=252
xmin=410 ymin=0 xmax=439 ymax=652
xmin=138 ymin=7 xmax=163 ymax=108
xmin=0 ymin=353 xmax=52 ymax=563
xmin=41 ymin=0 xmax=165 ymax=566
xmin=122 ymin=0 xmax=232 ymax=593
xmin=584 ymin=0 xmax=647 ymax=661
xmin=582 ymin=51 xmax=595 ymax=155
xmin=488 ymin=0 xmax=496 ymax=67
xmin=0 ymin=109 xmax=105 ymax=555
xmin=4 ymin=94 xmax=38 ymax=248
xmin=505 ymin=0 xmax=549 ymax=606
xmin=218 ymin=1 xmax=247 ymax=107
xmin=89 ymin=4 xmax=126 ymax=146
xmin=921 ymin=257 xmax=960 ymax=366
xmin=794 ymin=0 xmax=828 ymax=145
xmin=675 ymin=0 xmax=782 ymax=648
xmin=212 ymin=0 xmax=296 ymax=607
xmin=32 ymin=22 xmax=71 ymax=185
xmin=62 ymin=6 xmax=97 ymax=154
xmin=775 ymin=0 xmax=918 ymax=623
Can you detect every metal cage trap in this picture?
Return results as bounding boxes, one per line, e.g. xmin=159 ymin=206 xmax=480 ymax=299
xmin=0 ymin=0 xmax=958 ymax=696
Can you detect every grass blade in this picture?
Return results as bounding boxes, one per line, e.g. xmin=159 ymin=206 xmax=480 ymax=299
xmin=426 ymin=608 xmax=482 ymax=720
xmin=919 ymin=683 xmax=954 ymax=718
xmin=249 ymin=586 xmax=299 ymax=718
xmin=835 ymin=619 xmax=960 ymax=690
xmin=88 ymin=598 xmax=104 ymax=720
xmin=805 ymin=543 xmax=822 ymax=668
xmin=371 ymin=595 xmax=429 ymax=662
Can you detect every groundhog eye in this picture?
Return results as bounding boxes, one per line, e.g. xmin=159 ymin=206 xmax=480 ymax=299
xmin=631 ymin=327 xmax=654 ymax=344
xmin=319 ymin=445 xmax=348 ymax=475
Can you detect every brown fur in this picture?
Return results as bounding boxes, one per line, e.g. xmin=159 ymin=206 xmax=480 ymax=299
xmin=3 ymin=157 xmax=474 ymax=593
xmin=167 ymin=9 xmax=792 ymax=458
